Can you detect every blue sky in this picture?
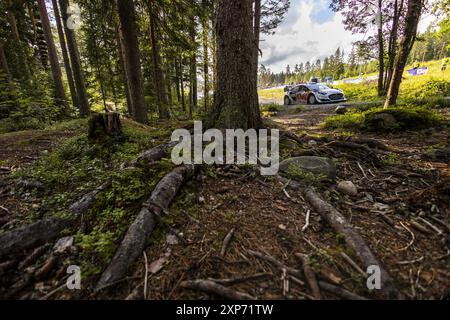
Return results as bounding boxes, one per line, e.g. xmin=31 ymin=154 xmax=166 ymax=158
xmin=260 ymin=0 xmax=436 ymax=73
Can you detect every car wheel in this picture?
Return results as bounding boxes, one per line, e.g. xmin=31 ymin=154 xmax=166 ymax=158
xmin=308 ymin=94 xmax=317 ymax=105
xmin=284 ymin=96 xmax=291 ymax=105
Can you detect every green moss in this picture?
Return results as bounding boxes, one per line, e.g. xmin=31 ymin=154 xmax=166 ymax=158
xmin=284 ymin=164 xmax=331 ymax=186
xmin=323 ymin=105 xmax=445 ymax=132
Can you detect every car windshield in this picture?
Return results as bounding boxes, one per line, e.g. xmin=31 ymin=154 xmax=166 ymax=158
xmin=308 ymin=84 xmax=330 ymax=91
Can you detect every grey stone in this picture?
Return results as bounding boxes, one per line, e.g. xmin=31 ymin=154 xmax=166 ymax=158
xmin=337 ymin=181 xmax=358 ymax=196
xmin=279 ymin=156 xmax=337 ymax=180
xmin=335 ymin=106 xmax=348 ymax=114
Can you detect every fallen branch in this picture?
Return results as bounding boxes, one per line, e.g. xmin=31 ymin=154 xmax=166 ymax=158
xmin=318 ymin=281 xmax=368 ymax=300
xmin=247 ymin=250 xmax=304 ymax=282
xmin=0 ymin=182 xmax=110 ymax=260
xmin=95 ymin=165 xmax=195 ymax=291
xmin=207 ymin=272 xmax=272 ymax=285
xmin=347 ymin=137 xmax=391 ymax=151
xmin=180 ymin=279 xmax=256 ymax=300
xmin=220 ymin=228 xmax=235 ymax=256
xmin=302 ymin=187 xmax=402 ymax=299
xmin=295 ymin=253 xmax=321 ymax=300
xmin=122 ymin=141 xmax=177 ymax=168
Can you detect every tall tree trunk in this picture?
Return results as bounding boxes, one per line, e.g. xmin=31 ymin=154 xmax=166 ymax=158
xmin=202 ymin=0 xmax=210 ymax=112
xmin=180 ymin=58 xmax=186 ymax=112
xmin=7 ymin=4 xmax=31 ymax=85
xmin=115 ymin=23 xmax=133 ymax=116
xmin=210 ymin=0 xmax=261 ymax=129
xmin=117 ymin=0 xmax=148 ymax=124
xmin=253 ymin=0 xmax=261 ymax=90
xmin=189 ymin=15 xmax=198 ymax=117
xmin=376 ymin=0 xmax=385 ymax=97
xmin=52 ymin=0 xmax=78 ymax=111
xmin=37 ymin=0 xmax=69 ymax=112
xmin=59 ymin=0 xmax=90 ymax=116
xmin=148 ymin=8 xmax=170 ymax=119
xmin=384 ymin=0 xmax=423 ymax=108
xmin=384 ymin=0 xmax=403 ymax=92
xmin=0 ymin=42 xmax=13 ymax=85
xmin=175 ymin=58 xmax=181 ymax=104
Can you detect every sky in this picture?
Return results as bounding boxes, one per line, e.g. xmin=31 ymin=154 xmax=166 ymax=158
xmin=260 ymin=0 xmax=437 ymax=73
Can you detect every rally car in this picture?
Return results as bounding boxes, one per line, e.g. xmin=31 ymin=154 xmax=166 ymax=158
xmin=283 ymin=83 xmax=346 ymax=105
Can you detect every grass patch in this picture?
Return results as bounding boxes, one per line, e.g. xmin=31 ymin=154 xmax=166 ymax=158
xmin=323 ymin=105 xmax=445 ymax=132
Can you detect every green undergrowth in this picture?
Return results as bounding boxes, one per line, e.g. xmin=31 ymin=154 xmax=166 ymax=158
xmin=9 ymin=119 xmax=183 ymax=278
xmin=323 ymin=105 xmax=447 ymax=132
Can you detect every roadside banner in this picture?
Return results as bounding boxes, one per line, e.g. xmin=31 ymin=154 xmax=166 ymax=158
xmin=407 ymin=67 xmax=428 ymax=76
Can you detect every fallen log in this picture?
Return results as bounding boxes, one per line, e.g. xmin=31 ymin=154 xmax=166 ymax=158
xmin=95 ymin=165 xmax=195 ymax=291
xmin=123 ymin=141 xmax=177 ymax=168
xmin=180 ymin=279 xmax=256 ymax=300
xmin=0 ymin=182 xmax=110 ymax=260
xmin=303 ymin=187 xmax=402 ymax=299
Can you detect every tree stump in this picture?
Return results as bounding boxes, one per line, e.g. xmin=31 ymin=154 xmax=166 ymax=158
xmin=88 ymin=112 xmax=123 ymax=140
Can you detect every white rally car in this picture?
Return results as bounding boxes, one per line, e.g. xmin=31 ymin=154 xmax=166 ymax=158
xmin=284 ymin=83 xmax=346 ymax=105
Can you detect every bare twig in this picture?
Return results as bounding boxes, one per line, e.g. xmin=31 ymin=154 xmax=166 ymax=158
xmin=397 ymin=222 xmax=415 ymax=252
xmin=318 ymin=281 xmax=368 ymax=300
xmin=340 ymin=252 xmax=366 ymax=277
xmin=295 ymin=253 xmax=321 ymax=299
xmin=143 ymin=251 xmax=148 ymax=300
xmin=220 ymin=228 xmax=235 ymax=256
xmin=180 ymin=280 xmax=256 ymax=300
xmin=207 ymin=273 xmax=272 ymax=285
xmin=302 ymin=210 xmax=311 ymax=232
xmin=247 ymin=249 xmax=304 ymax=283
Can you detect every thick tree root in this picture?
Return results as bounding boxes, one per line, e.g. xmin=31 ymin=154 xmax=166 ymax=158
xmin=180 ymin=279 xmax=256 ymax=300
xmin=0 ymin=182 xmax=110 ymax=260
xmin=303 ymin=187 xmax=403 ymax=299
xmin=95 ymin=165 xmax=195 ymax=291
xmin=123 ymin=141 xmax=177 ymax=168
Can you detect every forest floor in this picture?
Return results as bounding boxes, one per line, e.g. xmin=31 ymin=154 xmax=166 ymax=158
xmin=0 ymin=105 xmax=449 ymax=300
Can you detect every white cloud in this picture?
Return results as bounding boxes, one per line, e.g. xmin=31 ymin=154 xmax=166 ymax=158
xmin=260 ymin=0 xmax=437 ymax=73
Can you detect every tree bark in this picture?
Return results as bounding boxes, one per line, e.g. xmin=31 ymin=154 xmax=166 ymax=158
xmin=115 ymin=23 xmax=133 ymax=116
xmin=189 ymin=15 xmax=198 ymax=117
xmin=0 ymin=42 xmax=13 ymax=85
xmin=384 ymin=0 xmax=403 ymax=92
xmin=180 ymin=57 xmax=186 ymax=112
xmin=253 ymin=0 xmax=261 ymax=89
xmin=117 ymin=0 xmax=148 ymax=124
xmin=52 ymin=0 xmax=79 ymax=111
xmin=7 ymin=3 xmax=31 ymax=84
xmin=96 ymin=165 xmax=195 ymax=291
xmin=59 ymin=0 xmax=90 ymax=116
xmin=376 ymin=0 xmax=385 ymax=97
xmin=38 ymin=0 xmax=69 ymax=112
xmin=202 ymin=0 xmax=210 ymax=113
xmin=148 ymin=7 xmax=170 ymax=119
xmin=210 ymin=0 xmax=261 ymax=129
xmin=384 ymin=0 xmax=423 ymax=108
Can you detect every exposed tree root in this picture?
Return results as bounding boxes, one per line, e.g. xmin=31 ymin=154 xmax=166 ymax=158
xmin=95 ymin=165 xmax=195 ymax=291
xmin=0 ymin=182 xmax=110 ymax=260
xmin=318 ymin=281 xmax=368 ymax=300
xmin=123 ymin=141 xmax=177 ymax=168
xmin=180 ymin=279 xmax=256 ymax=300
xmin=302 ymin=187 xmax=403 ymax=299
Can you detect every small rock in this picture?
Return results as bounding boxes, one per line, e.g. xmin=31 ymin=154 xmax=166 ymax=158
xmin=337 ymin=181 xmax=358 ymax=196
xmin=198 ymin=196 xmax=205 ymax=204
xmin=279 ymin=156 xmax=337 ymax=181
xmin=308 ymin=140 xmax=318 ymax=146
xmin=53 ymin=236 xmax=74 ymax=255
xmin=166 ymin=234 xmax=179 ymax=245
xmin=278 ymin=224 xmax=287 ymax=230
xmin=335 ymin=106 xmax=347 ymax=114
